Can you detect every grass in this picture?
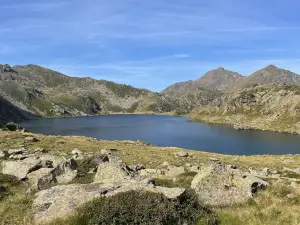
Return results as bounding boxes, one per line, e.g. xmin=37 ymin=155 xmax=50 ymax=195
xmin=217 ymin=180 xmax=300 ymax=225
xmin=0 ymin=131 xmax=300 ymax=225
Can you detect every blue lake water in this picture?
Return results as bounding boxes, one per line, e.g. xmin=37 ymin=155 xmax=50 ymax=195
xmin=19 ymin=114 xmax=300 ymax=155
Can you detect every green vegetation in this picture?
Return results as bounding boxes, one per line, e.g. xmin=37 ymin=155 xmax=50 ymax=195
xmin=154 ymin=172 xmax=197 ymax=189
xmin=51 ymin=190 xmax=216 ymax=225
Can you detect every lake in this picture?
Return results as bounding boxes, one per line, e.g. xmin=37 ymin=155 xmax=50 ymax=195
xmin=19 ymin=114 xmax=300 ymax=155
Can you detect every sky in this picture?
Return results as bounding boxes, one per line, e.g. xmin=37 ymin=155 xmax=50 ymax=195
xmin=1 ymin=0 xmax=300 ymax=91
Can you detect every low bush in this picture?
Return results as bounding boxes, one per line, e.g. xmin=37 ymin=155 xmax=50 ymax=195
xmin=55 ymin=190 xmax=217 ymax=225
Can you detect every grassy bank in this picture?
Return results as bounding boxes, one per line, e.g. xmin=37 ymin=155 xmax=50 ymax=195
xmin=0 ymin=131 xmax=300 ymax=224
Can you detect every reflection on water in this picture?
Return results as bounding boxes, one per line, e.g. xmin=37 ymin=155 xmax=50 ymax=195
xmin=20 ymin=114 xmax=300 ymax=156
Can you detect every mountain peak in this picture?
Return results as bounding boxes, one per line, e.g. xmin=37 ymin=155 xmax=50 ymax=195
xmin=264 ymin=64 xmax=279 ymax=70
xmin=216 ymin=66 xmax=225 ymax=71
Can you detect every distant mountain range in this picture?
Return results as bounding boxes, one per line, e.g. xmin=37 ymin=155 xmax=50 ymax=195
xmin=162 ymin=67 xmax=242 ymax=95
xmin=162 ymin=65 xmax=300 ymax=95
xmin=1 ymin=63 xmax=300 ymax=133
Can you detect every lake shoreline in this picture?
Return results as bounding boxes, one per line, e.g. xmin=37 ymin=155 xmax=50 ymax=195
xmin=19 ymin=114 xmax=300 ymax=156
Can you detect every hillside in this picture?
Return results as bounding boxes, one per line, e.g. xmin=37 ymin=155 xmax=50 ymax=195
xmin=0 ymin=64 xmax=156 ymax=121
xmin=162 ymin=67 xmax=242 ymax=96
xmin=189 ymin=84 xmax=300 ymax=133
xmin=225 ymin=65 xmax=300 ymax=92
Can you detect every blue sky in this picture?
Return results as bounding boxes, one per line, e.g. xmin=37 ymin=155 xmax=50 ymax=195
xmin=1 ymin=0 xmax=300 ymax=91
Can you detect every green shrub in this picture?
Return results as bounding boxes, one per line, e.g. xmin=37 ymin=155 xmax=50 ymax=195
xmin=59 ymin=190 xmax=217 ymax=225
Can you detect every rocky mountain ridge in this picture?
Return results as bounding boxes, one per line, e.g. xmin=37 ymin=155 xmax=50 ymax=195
xmin=1 ymin=63 xmax=300 ymax=134
xmin=162 ymin=67 xmax=243 ymax=96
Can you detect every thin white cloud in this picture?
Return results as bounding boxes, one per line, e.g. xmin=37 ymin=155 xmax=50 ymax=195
xmin=0 ymin=1 xmax=74 ymax=11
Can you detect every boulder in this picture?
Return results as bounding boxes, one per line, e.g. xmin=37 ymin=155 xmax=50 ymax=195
xmin=187 ymin=165 xmax=201 ymax=173
xmin=25 ymin=136 xmax=39 ymax=142
xmin=0 ymin=151 xmax=8 ymax=159
xmin=100 ymin=148 xmax=112 ymax=155
xmin=38 ymin=154 xmax=65 ymax=167
xmin=165 ymin=165 xmax=185 ymax=178
xmin=26 ymin=168 xmax=57 ymax=193
xmin=26 ymin=158 xmax=78 ymax=193
xmin=8 ymin=147 xmax=26 ymax=155
xmin=51 ymin=158 xmax=77 ymax=184
xmin=191 ymin=162 xmax=268 ymax=206
xmin=139 ymin=169 xmax=165 ymax=178
xmin=247 ymin=167 xmax=270 ymax=179
xmin=32 ymin=182 xmax=118 ymax=224
xmin=33 ymin=180 xmax=185 ymax=224
xmin=175 ymin=150 xmax=189 ymax=158
xmin=1 ymin=157 xmax=41 ymax=180
xmin=94 ymin=155 xmax=132 ymax=182
xmin=71 ymin=148 xmax=82 ymax=155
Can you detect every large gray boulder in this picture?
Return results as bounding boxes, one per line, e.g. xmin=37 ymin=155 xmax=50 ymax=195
xmin=33 ymin=180 xmax=185 ymax=224
xmin=191 ymin=162 xmax=268 ymax=206
xmin=1 ymin=157 xmax=41 ymax=180
xmin=32 ymin=155 xmax=186 ymax=224
xmin=27 ymin=158 xmax=78 ymax=193
xmin=94 ymin=155 xmax=133 ymax=182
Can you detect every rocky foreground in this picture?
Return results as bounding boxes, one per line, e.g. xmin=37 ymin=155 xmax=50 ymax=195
xmin=0 ymin=130 xmax=300 ymax=224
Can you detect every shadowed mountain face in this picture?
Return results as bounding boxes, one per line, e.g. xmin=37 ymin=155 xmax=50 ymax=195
xmin=225 ymin=65 xmax=300 ymax=92
xmin=0 ymin=64 xmax=155 ymax=119
xmin=162 ymin=67 xmax=243 ymax=96
xmin=0 ymin=95 xmax=36 ymax=123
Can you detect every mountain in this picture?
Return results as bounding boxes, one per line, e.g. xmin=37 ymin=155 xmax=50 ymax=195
xmin=162 ymin=67 xmax=242 ymax=96
xmin=225 ymin=65 xmax=300 ymax=92
xmin=0 ymin=95 xmax=36 ymax=123
xmin=0 ymin=64 xmax=155 ymax=121
xmin=189 ymin=84 xmax=300 ymax=133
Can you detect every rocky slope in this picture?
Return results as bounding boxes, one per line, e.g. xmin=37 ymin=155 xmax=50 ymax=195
xmin=1 ymin=131 xmax=300 ymax=225
xmin=162 ymin=67 xmax=243 ymax=96
xmin=225 ymin=65 xmax=300 ymax=92
xmin=0 ymin=64 xmax=156 ymax=121
xmin=189 ymin=84 xmax=300 ymax=133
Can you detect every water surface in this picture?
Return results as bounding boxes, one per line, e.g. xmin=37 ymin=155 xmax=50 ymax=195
xmin=20 ymin=115 xmax=300 ymax=155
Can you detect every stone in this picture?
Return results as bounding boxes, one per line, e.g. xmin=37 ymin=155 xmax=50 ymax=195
xmin=32 ymin=182 xmax=117 ymax=224
xmin=100 ymin=148 xmax=112 ymax=155
xmin=8 ymin=147 xmax=26 ymax=155
xmin=33 ymin=180 xmax=185 ymax=224
xmin=1 ymin=157 xmax=41 ymax=180
xmin=0 ymin=151 xmax=8 ymax=159
xmin=162 ymin=161 xmax=169 ymax=167
xmin=139 ymin=169 xmax=165 ymax=178
xmin=209 ymin=158 xmax=219 ymax=162
xmin=33 ymin=148 xmax=46 ymax=153
xmin=290 ymin=181 xmax=298 ymax=189
xmin=187 ymin=165 xmax=201 ymax=173
xmin=248 ymin=167 xmax=270 ymax=179
xmin=26 ymin=168 xmax=56 ymax=193
xmin=38 ymin=154 xmax=65 ymax=167
xmin=9 ymin=154 xmax=27 ymax=160
xmin=175 ymin=150 xmax=189 ymax=158
xmin=165 ymin=165 xmax=185 ymax=178
xmin=191 ymin=162 xmax=268 ymax=206
xmin=90 ymin=154 xmax=109 ymax=165
xmin=51 ymin=158 xmax=77 ymax=184
xmin=72 ymin=154 xmax=85 ymax=160
xmin=94 ymin=155 xmax=132 ymax=182
xmin=286 ymin=193 xmax=294 ymax=199
xmin=129 ymin=164 xmax=145 ymax=171
xmin=71 ymin=148 xmax=82 ymax=155
xmin=25 ymin=136 xmax=39 ymax=142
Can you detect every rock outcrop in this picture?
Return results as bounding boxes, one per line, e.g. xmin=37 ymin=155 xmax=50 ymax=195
xmin=32 ymin=154 xmax=186 ymax=224
xmin=191 ymin=162 xmax=268 ymax=206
